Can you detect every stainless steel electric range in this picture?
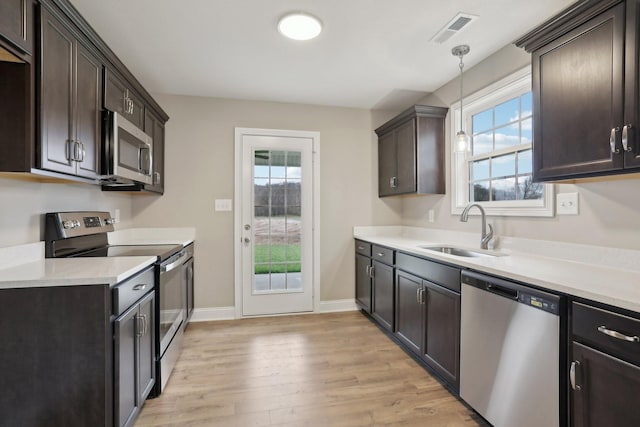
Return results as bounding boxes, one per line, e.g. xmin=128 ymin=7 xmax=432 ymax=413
xmin=45 ymin=211 xmax=187 ymax=397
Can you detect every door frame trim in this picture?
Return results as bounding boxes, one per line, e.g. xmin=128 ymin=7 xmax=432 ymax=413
xmin=233 ymin=127 xmax=321 ymax=318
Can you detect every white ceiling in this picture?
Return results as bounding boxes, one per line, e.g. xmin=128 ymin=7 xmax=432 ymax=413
xmin=69 ymin=0 xmax=574 ymax=110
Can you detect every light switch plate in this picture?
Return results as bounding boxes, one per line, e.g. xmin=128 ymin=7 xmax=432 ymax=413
xmin=556 ymin=192 xmax=579 ymax=215
xmin=215 ymin=199 xmax=233 ymax=212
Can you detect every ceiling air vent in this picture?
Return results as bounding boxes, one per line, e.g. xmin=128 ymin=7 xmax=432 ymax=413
xmin=431 ymin=13 xmax=478 ymax=44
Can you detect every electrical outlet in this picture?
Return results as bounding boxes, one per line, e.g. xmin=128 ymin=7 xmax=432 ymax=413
xmin=556 ymin=192 xmax=579 ymax=215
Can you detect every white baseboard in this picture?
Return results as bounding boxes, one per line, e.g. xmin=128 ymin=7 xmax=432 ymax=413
xmin=318 ymin=299 xmax=358 ymax=313
xmin=188 ymin=300 xmax=357 ymax=322
xmin=190 ymin=306 xmax=236 ymax=322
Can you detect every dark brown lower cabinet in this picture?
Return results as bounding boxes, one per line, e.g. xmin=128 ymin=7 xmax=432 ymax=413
xmin=395 ymin=270 xmax=424 ymax=355
xmin=371 ymin=260 xmax=394 ymax=331
xmin=394 ymin=253 xmax=461 ymax=391
xmin=355 ymin=252 xmax=372 ymax=312
xmin=423 ymin=280 xmax=460 ymax=388
xmin=571 ymin=342 xmax=640 ymax=426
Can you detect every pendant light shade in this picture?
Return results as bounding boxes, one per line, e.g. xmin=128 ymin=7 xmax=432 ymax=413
xmin=278 ymin=13 xmax=323 ymax=41
xmin=452 ymin=45 xmax=470 ymax=153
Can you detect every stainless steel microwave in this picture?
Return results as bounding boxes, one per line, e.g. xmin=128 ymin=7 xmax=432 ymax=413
xmin=101 ymin=110 xmax=153 ymax=185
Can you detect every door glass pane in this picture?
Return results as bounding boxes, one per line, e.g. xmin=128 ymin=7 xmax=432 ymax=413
xmin=253 ymin=149 xmax=304 ymax=294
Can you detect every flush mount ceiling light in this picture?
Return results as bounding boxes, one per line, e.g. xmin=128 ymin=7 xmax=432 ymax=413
xmin=278 ymin=12 xmax=322 ymax=41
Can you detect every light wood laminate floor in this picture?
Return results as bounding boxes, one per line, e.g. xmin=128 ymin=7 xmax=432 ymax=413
xmin=136 ymin=311 xmax=485 ymax=427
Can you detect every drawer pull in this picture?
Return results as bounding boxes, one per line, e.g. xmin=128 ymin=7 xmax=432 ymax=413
xmin=376 ymin=252 xmax=385 ymax=257
xmin=597 ymin=326 xmax=639 ymax=343
xmin=132 ymin=284 xmax=147 ymax=291
xmin=357 ymin=246 xmax=365 ymax=250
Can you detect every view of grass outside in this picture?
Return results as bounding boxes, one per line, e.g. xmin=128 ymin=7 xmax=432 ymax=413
xmin=254 ymin=244 xmax=301 ymax=274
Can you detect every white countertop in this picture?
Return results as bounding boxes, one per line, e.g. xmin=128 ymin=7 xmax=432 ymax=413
xmin=0 ymin=225 xmax=196 ymax=290
xmin=355 ymin=226 xmax=640 ymax=314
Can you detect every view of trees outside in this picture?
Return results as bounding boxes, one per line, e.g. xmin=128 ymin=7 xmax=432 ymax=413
xmin=252 ymin=150 xmax=302 ymax=292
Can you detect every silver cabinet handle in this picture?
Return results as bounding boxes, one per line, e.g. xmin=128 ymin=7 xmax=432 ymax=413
xmin=357 ymin=245 xmax=365 ymax=250
xmin=570 ymin=361 xmax=581 ymax=391
xmin=419 ymin=288 xmax=425 ymax=305
xmin=132 ymin=284 xmax=147 ymax=291
xmin=136 ymin=314 xmax=144 ymax=337
xmin=416 ymin=287 xmax=420 ymax=304
xmin=622 ymin=125 xmax=633 ymax=152
xmin=142 ymin=314 xmax=148 ymax=336
xmin=365 ymin=265 xmax=370 ymax=276
xmin=389 ymin=176 xmax=398 ymax=188
xmin=597 ymin=325 xmax=640 ymax=342
xmin=369 ymin=266 xmax=375 ymax=278
xmin=610 ymin=127 xmax=620 ymax=153
xmin=77 ymin=141 xmax=85 ymax=162
xmin=376 ymin=252 xmax=385 ymax=257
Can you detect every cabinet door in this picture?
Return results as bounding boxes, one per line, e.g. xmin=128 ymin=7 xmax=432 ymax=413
xmin=395 ymin=270 xmax=423 ymax=355
xmin=378 ymin=131 xmax=396 ymax=197
xmin=104 ymin=69 xmax=144 ymax=129
xmin=624 ymin=0 xmax=640 ymax=169
xmin=0 ymin=0 xmax=32 ymax=54
xmin=355 ymin=253 xmax=372 ymax=312
xmin=39 ymin=8 xmax=75 ymax=175
xmin=424 ymin=280 xmax=460 ymax=389
xmin=394 ymin=119 xmax=417 ymax=194
xmin=532 ymin=3 xmax=625 ymax=180
xmin=114 ymin=303 xmax=139 ymax=427
xmin=371 ymin=260 xmax=394 ymax=331
xmin=572 ymin=342 xmax=640 ymax=427
xmin=74 ymin=42 xmax=102 ymax=179
xmin=144 ymin=110 xmax=165 ymax=193
xmin=138 ymin=292 xmax=155 ymax=402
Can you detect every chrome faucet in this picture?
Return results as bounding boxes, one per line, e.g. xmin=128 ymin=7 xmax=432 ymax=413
xmin=460 ymin=203 xmax=493 ymax=249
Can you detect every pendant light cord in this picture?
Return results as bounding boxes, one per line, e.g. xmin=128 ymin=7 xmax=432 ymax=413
xmin=459 ymin=55 xmax=464 ymax=135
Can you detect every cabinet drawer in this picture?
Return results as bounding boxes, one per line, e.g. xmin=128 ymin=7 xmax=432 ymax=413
xmin=573 ymin=302 xmax=640 ymax=365
xmin=396 ymin=252 xmax=460 ymax=292
xmin=113 ymin=267 xmax=155 ymax=316
xmin=355 ymin=240 xmax=371 ymax=256
xmin=372 ymin=245 xmax=394 ymax=265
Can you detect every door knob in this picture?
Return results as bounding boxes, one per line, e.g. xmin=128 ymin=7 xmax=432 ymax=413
xmin=244 ymin=224 xmax=251 ymax=230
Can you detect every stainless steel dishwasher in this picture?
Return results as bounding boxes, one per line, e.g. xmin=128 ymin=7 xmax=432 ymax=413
xmin=460 ymin=270 xmax=562 ymax=427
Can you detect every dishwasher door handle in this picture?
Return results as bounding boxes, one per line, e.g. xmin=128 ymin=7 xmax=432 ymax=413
xmin=486 ymin=283 xmax=518 ymax=300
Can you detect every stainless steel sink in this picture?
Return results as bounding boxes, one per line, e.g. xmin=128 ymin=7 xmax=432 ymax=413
xmin=418 ymin=245 xmax=506 ymax=258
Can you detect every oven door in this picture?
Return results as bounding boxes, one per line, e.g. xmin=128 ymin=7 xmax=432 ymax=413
xmin=158 ymin=254 xmax=186 ymax=356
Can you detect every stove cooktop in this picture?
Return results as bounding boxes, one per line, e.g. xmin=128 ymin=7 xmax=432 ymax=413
xmin=72 ymin=244 xmax=182 ymax=261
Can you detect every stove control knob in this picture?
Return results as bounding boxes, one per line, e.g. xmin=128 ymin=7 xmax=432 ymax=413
xmin=62 ymin=220 xmax=80 ymax=229
xmin=105 ymin=217 xmax=117 ymax=225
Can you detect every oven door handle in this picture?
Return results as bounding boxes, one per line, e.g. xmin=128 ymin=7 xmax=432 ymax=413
xmin=161 ymin=252 xmax=186 ymax=273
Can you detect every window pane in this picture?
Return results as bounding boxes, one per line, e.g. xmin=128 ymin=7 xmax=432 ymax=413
xmin=473 ymin=109 xmax=493 ymax=134
xmin=494 ymin=124 xmax=520 ymax=150
xmin=492 ymin=153 xmax=516 ymax=178
xmin=517 ymin=149 xmax=533 ymax=175
xmin=521 ymin=118 xmax=533 ymax=145
xmin=472 ymin=181 xmax=490 ymax=202
xmin=518 ymin=175 xmax=544 ymax=200
xmin=521 ymin=92 xmax=533 ymax=117
xmin=492 ymin=178 xmax=517 ymax=201
xmin=472 ymin=159 xmax=490 ymax=181
xmin=473 ymin=132 xmax=493 ymax=155
xmin=495 ymin=97 xmax=520 ymax=127
xmin=254 ymin=165 xmax=270 ymax=178
xmin=254 ymin=150 xmax=269 ymax=166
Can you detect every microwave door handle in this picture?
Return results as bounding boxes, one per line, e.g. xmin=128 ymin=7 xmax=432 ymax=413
xmin=138 ymin=144 xmax=151 ymax=174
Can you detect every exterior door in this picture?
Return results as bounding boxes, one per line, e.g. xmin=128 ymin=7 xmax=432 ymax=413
xmin=237 ymin=129 xmax=317 ymax=316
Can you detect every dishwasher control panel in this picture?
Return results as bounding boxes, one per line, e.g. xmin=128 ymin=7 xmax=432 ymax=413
xmin=519 ymin=293 xmax=559 ymax=315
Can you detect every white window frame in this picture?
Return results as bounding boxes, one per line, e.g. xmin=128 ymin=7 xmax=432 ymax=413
xmin=450 ymin=67 xmax=554 ymax=217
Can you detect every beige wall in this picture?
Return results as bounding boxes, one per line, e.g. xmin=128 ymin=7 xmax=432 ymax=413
xmin=0 ymin=177 xmax=133 ymax=246
xmin=403 ymin=44 xmax=640 ymax=250
xmin=131 ymin=95 xmax=403 ymax=309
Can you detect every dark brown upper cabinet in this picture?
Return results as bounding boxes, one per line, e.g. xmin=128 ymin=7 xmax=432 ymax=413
xmin=516 ymin=0 xmax=640 ymax=181
xmin=375 ymin=105 xmax=447 ymax=197
xmin=105 ymin=68 xmax=144 ymax=130
xmin=0 ymin=0 xmax=33 ymax=56
xmin=144 ymin=109 xmax=165 ymax=194
xmin=39 ymin=5 xmax=102 ymax=180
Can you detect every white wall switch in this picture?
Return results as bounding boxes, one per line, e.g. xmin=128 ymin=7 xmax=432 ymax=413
xmin=556 ymin=192 xmax=579 ymax=215
xmin=428 ymin=209 xmax=435 ymax=223
xmin=215 ymin=199 xmax=233 ymax=212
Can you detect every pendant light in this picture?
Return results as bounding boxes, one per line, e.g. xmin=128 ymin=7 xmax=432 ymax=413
xmin=452 ymin=45 xmax=470 ymax=152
